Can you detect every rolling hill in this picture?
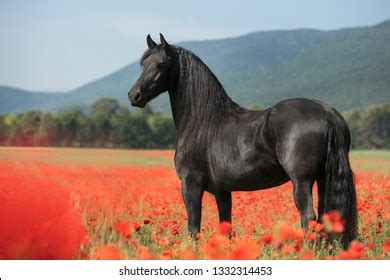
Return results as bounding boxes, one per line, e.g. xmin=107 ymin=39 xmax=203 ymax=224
xmin=1 ymin=19 xmax=390 ymax=114
xmin=0 ymin=86 xmax=64 ymax=114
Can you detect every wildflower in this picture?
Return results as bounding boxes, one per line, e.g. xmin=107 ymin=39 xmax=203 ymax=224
xmin=114 ymin=221 xmax=140 ymax=239
xmin=93 ymin=244 xmax=123 ymax=260
xmin=180 ymin=249 xmax=195 ymax=260
xmin=339 ymin=241 xmax=365 ymax=260
xmin=315 ymin=223 xmax=324 ymax=232
xmin=229 ymin=240 xmax=259 ymax=260
xmin=218 ymin=221 xmax=233 ymax=235
xmin=367 ymin=242 xmax=375 ymax=251
xmin=208 ymin=232 xmax=229 ymax=249
xmin=278 ymin=224 xmax=303 ymax=242
xmin=158 ymin=237 xmax=169 ymax=247
xmin=136 ymin=245 xmax=153 ymax=260
xmin=322 ymin=211 xmax=345 ymax=233
xmin=173 ymin=239 xmax=181 ymax=245
xmin=294 ymin=242 xmax=302 ymax=252
xmin=151 ymin=231 xmax=158 ymax=242
xmin=306 ymin=232 xmax=316 ymax=241
xmin=383 ymin=239 xmax=390 ymax=253
xmin=161 ymin=250 xmax=172 ymax=260
xmin=299 ymin=250 xmax=314 ymax=260
xmin=348 ymin=241 xmax=365 ymax=258
xmin=319 ymin=232 xmax=328 ymax=240
xmin=308 ymin=220 xmax=317 ymax=230
xmin=281 ymin=245 xmax=295 ymax=256
xmin=261 ymin=234 xmax=273 ymax=245
xmin=196 ymin=232 xmax=204 ymax=240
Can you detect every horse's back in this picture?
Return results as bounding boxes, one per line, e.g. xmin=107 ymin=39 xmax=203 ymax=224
xmin=269 ymin=98 xmax=335 ymax=124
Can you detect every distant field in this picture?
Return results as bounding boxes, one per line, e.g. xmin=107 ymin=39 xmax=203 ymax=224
xmin=0 ymin=147 xmax=388 ymax=260
xmin=350 ymin=150 xmax=390 ymax=173
xmin=351 ymin=150 xmax=390 ymax=174
xmin=0 ymin=147 xmax=388 ymax=171
xmin=0 ymin=147 xmax=175 ymax=166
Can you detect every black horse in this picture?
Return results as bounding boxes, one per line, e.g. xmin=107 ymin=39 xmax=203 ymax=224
xmin=128 ymin=34 xmax=357 ymax=248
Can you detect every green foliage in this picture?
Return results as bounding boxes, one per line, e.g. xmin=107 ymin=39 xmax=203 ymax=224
xmin=0 ymin=97 xmax=388 ymax=149
xmin=0 ymin=98 xmax=178 ymax=149
xmin=35 ymin=113 xmax=59 ymax=146
xmin=358 ymin=104 xmax=390 ymax=149
xmin=0 ymin=115 xmax=7 ymax=142
xmin=149 ymin=114 xmax=176 ymax=148
xmin=343 ymin=104 xmax=390 ymax=149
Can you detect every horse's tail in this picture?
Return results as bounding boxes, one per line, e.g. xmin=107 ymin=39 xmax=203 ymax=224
xmin=324 ymin=115 xmax=357 ymax=249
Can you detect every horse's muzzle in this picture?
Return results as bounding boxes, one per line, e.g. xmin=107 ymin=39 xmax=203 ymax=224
xmin=128 ymin=90 xmax=145 ymax=107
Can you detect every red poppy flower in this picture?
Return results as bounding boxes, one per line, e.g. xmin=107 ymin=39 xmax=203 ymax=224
xmin=93 ymin=244 xmax=123 ymax=260
xmin=383 ymin=239 xmax=390 ymax=253
xmin=261 ymin=234 xmax=273 ymax=244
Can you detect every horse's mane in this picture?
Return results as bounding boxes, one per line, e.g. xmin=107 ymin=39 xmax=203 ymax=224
xmin=168 ymin=46 xmax=241 ymax=137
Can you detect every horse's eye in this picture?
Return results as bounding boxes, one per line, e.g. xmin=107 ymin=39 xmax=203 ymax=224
xmin=157 ymin=62 xmax=166 ymax=69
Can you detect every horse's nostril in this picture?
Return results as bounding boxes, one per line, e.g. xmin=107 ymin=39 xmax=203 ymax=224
xmin=134 ymin=92 xmax=142 ymax=102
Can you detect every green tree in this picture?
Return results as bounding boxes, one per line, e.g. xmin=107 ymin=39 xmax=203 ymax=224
xmin=78 ymin=116 xmax=95 ymax=147
xmin=91 ymin=98 xmax=120 ymax=116
xmin=359 ymin=104 xmax=390 ymax=149
xmin=152 ymin=115 xmax=176 ymax=148
xmin=35 ymin=113 xmax=59 ymax=146
xmin=91 ymin=98 xmax=120 ymax=147
xmin=121 ymin=113 xmax=154 ymax=148
xmin=18 ymin=111 xmax=42 ymax=146
xmin=58 ymin=108 xmax=84 ymax=146
xmin=0 ymin=115 xmax=7 ymax=144
xmin=343 ymin=110 xmax=362 ymax=149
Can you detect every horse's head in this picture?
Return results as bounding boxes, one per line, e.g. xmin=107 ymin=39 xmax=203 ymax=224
xmin=128 ymin=34 xmax=178 ymax=108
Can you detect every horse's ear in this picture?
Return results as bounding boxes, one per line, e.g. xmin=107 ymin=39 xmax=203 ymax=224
xmin=160 ymin=33 xmax=174 ymax=55
xmin=160 ymin=33 xmax=170 ymax=48
xmin=146 ymin=34 xmax=157 ymax=49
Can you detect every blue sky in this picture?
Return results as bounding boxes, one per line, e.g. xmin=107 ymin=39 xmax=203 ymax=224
xmin=1 ymin=0 xmax=389 ymax=92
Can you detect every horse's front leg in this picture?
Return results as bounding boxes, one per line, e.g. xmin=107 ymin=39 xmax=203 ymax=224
xmin=215 ymin=191 xmax=232 ymax=223
xmin=181 ymin=179 xmax=204 ymax=237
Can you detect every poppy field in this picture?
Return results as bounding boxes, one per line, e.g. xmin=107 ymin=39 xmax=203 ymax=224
xmin=0 ymin=147 xmax=388 ymax=260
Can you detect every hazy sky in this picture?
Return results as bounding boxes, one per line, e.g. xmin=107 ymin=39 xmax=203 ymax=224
xmin=1 ymin=0 xmax=389 ymax=92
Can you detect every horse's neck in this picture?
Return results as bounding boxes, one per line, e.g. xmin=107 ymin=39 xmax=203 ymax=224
xmin=169 ymin=52 xmax=240 ymax=134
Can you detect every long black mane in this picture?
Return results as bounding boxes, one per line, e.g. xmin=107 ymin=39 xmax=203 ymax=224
xmin=168 ymin=46 xmax=241 ymax=139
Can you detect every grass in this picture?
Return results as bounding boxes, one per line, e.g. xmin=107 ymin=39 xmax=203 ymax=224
xmin=1 ymin=146 xmax=388 ymax=169
xmin=350 ymin=150 xmax=390 ymax=173
xmin=0 ymin=147 xmax=174 ymax=167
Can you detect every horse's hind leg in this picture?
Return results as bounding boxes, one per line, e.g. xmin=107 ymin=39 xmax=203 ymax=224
xmin=215 ymin=191 xmax=232 ymax=223
xmin=277 ymin=132 xmax=326 ymax=232
xmin=291 ymin=179 xmax=316 ymax=231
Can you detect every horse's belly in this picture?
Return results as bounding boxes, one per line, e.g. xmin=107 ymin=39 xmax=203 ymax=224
xmin=207 ymin=118 xmax=289 ymax=192
xmin=208 ymin=160 xmax=289 ymax=192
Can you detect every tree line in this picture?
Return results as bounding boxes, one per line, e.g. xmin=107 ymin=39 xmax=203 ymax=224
xmin=0 ymin=98 xmax=389 ymax=149
xmin=0 ymin=98 xmax=175 ymax=148
xmin=343 ymin=104 xmax=390 ymax=149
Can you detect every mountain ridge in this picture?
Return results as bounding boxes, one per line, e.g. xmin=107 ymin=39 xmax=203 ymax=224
xmin=1 ymin=19 xmax=390 ymax=114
